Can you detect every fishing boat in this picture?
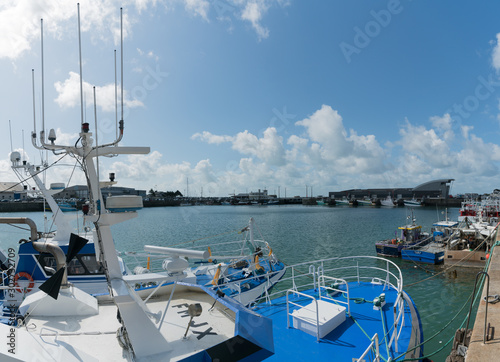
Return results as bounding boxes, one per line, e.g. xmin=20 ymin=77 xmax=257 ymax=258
xmin=335 ymin=197 xmax=350 ymax=205
xmin=444 ymin=221 xmax=498 ymax=267
xmin=404 ymin=198 xmax=421 ymax=207
xmin=375 ymin=211 xmax=431 ymax=257
xmin=399 ymin=217 xmax=458 ymax=264
xmin=357 ymin=197 xmax=373 ymax=206
xmin=125 ymin=217 xmax=286 ymax=306
xmin=380 ymin=195 xmax=395 ymax=207
xmin=250 ymin=256 xmax=423 ymax=361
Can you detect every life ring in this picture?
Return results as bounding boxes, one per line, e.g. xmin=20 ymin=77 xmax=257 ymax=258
xmin=14 ymin=272 xmax=35 ymax=294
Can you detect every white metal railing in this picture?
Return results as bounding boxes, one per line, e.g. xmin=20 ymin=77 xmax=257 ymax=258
xmin=252 ymin=255 xmax=407 ymax=355
xmin=286 ymin=290 xmax=321 ymax=342
xmin=318 ymin=275 xmax=350 ymax=317
xmin=355 ymin=333 xmax=380 ymax=362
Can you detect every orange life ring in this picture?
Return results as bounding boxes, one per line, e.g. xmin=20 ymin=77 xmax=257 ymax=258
xmin=14 ymin=272 xmax=35 ymax=294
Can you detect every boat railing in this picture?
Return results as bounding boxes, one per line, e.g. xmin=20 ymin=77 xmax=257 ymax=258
xmin=286 ymin=290 xmax=321 ymax=342
xmin=355 ymin=333 xmax=380 ymax=362
xmin=254 ymin=256 xmax=403 ymax=304
xmin=318 ymin=275 xmax=350 ymax=317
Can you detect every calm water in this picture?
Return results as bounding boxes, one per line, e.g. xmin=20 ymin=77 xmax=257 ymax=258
xmin=0 ymin=205 xmax=480 ymax=361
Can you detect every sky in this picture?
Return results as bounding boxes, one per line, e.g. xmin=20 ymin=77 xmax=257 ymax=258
xmin=2 ymin=0 xmax=500 ymax=198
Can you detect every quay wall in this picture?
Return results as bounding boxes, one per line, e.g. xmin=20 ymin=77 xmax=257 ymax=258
xmin=464 ymin=230 xmax=500 ymax=361
xmin=0 ymin=202 xmax=44 ymax=212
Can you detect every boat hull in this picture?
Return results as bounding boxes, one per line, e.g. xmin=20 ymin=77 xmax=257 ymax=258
xmin=402 ymin=249 xmax=444 ymax=264
xmin=375 ymin=242 xmax=403 ymax=257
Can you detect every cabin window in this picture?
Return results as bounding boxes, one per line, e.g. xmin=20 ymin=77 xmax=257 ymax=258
xmin=38 ymin=253 xmax=104 ymax=275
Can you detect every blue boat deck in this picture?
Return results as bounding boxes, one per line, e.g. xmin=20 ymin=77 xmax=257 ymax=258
xmin=253 ymin=281 xmax=422 ymax=361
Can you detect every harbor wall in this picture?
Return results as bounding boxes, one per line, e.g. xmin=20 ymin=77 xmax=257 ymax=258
xmin=463 ymin=230 xmax=500 ymax=361
xmin=0 ymin=202 xmax=44 ymax=212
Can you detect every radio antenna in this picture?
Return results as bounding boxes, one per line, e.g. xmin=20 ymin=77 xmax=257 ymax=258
xmin=78 ymin=3 xmax=84 ymax=125
xmin=41 ymin=19 xmax=45 ymax=143
xmin=32 ymin=69 xmax=36 ymax=135
xmin=114 ymin=49 xmax=118 ymax=139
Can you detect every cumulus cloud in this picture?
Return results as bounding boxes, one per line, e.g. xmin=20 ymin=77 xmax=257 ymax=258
xmin=294 ymin=105 xmax=386 ymax=173
xmin=241 ymin=1 xmax=270 ymax=40
xmin=399 ymin=120 xmax=454 ymax=168
xmin=54 ymin=71 xmax=143 ymax=112
xmin=0 ymin=0 xmax=144 ymax=61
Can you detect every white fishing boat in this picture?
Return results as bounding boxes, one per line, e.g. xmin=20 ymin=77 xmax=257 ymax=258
xmin=380 ymin=195 xmax=395 ymax=207
xmin=404 ymin=198 xmax=421 ymax=207
xmin=334 ymin=197 xmax=349 ymax=205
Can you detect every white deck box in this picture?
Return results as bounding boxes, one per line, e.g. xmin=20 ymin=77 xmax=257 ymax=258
xmin=291 ymin=300 xmax=346 ymax=338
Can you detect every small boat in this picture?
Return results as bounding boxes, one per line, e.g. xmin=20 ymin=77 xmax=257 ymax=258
xmin=404 ymin=198 xmax=421 ymax=207
xmin=375 ymin=211 xmax=431 ymax=257
xmin=316 ymin=198 xmax=327 ymax=205
xmin=380 ymin=195 xmax=395 ymax=207
xmin=401 ymin=217 xmax=458 ymax=264
xmin=357 ymin=197 xmax=373 ymax=206
xmin=334 ymin=197 xmax=349 ymax=205
xmin=267 ymin=199 xmax=279 ymax=205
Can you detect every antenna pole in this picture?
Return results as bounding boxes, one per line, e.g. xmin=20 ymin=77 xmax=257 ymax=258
xmin=114 ymin=49 xmax=118 ymax=139
xmin=120 ymin=7 xmax=124 ymax=124
xmin=32 ymin=69 xmax=36 ymax=135
xmin=78 ymin=3 xmax=84 ymax=125
xmin=9 ymin=120 xmax=13 ymax=153
xmin=41 ymin=19 xmax=45 ymax=143
xmin=94 ymin=86 xmax=100 ymax=182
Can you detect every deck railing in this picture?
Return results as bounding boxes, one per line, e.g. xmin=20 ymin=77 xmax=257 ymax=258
xmin=252 ymin=256 xmax=407 ymax=358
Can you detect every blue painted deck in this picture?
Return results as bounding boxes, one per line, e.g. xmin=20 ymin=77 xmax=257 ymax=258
xmin=252 ymin=282 xmax=421 ymax=361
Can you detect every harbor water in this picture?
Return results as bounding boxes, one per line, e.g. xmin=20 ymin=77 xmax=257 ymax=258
xmin=0 ymin=205 xmax=480 ymax=361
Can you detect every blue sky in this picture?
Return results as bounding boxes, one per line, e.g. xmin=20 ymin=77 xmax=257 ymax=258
xmin=2 ymin=0 xmax=500 ymax=197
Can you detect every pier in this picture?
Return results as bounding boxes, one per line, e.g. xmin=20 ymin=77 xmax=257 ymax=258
xmin=462 ymin=229 xmax=500 ymax=361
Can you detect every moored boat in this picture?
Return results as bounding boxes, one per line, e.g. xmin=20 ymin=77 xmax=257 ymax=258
xmin=335 ymin=197 xmax=350 ymax=205
xmin=375 ymin=211 xmax=431 ymax=257
xmin=404 ymin=198 xmax=421 ymax=207
xmin=380 ymin=195 xmax=395 ymax=207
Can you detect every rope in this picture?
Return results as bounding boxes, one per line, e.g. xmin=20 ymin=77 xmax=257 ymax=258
xmin=405 ymin=237 xmax=490 ymax=288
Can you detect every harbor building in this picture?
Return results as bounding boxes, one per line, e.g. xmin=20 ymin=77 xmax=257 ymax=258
xmin=328 ymin=179 xmax=455 ymax=202
xmin=0 ymin=182 xmax=28 ymax=201
xmin=54 ymin=185 xmax=147 ymax=200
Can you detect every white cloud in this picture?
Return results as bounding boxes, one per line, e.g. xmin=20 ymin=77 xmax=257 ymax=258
xmin=294 ymin=105 xmax=386 ymax=173
xmin=0 ymin=0 xmax=134 ymax=61
xmin=54 ymin=71 xmax=143 ymax=112
xmin=241 ymin=1 xmax=270 ymax=40
xmin=398 ymin=120 xmax=454 ymax=169
xmin=184 ymin=0 xmax=210 ymax=20
xmin=492 ymin=33 xmax=500 ymax=72
xmin=191 ymin=131 xmax=234 ymax=144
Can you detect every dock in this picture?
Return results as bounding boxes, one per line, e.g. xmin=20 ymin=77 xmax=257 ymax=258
xmin=463 ymin=229 xmax=500 ymax=361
